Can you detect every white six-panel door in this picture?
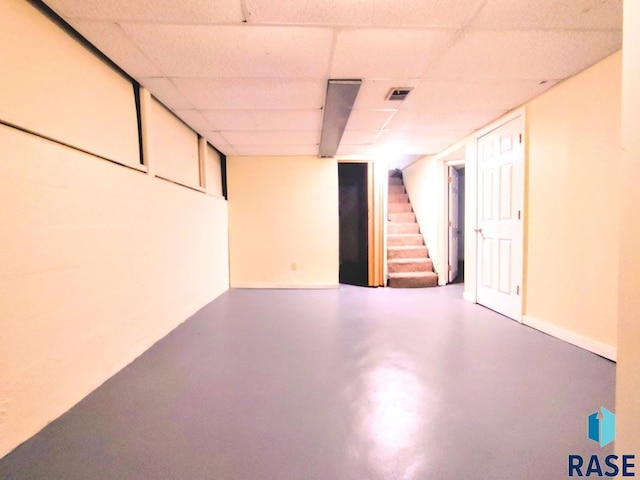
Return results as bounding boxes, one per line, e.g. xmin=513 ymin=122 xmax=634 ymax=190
xmin=476 ymin=117 xmax=524 ymax=321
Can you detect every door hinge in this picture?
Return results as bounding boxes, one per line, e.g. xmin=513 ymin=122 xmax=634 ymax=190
xmin=448 ymin=176 xmax=452 ymax=183
xmin=448 ymin=265 xmax=452 ymax=271
xmin=516 ymin=285 xmax=520 ymax=295
xmin=448 ymin=221 xmax=452 ymax=227
xmin=518 ymin=133 xmax=522 ymax=143
xmin=518 ymin=210 xmax=521 ymax=220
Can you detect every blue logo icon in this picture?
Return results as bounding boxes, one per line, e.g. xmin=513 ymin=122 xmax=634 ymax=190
xmin=588 ymin=407 xmax=616 ymax=447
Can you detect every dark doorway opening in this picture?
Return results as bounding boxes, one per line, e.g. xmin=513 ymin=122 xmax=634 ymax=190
xmin=451 ymin=166 xmax=465 ymax=284
xmin=338 ymin=163 xmax=369 ymax=286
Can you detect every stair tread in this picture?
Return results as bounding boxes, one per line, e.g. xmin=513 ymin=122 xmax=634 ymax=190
xmin=389 ymin=272 xmax=438 ymax=278
xmin=388 ymin=257 xmax=431 ymax=263
xmin=388 ymin=245 xmax=428 ymax=250
xmin=388 ymin=233 xmax=422 ymax=237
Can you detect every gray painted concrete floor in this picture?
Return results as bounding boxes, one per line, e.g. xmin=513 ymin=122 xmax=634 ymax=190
xmin=0 ymin=285 xmax=615 ymax=479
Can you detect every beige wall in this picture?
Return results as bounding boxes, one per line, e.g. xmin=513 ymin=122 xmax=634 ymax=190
xmin=524 ymin=51 xmax=621 ymax=355
xmin=616 ymin=0 xmax=640 ymax=455
xmin=149 ymin=98 xmax=201 ymax=189
xmin=227 ymin=156 xmax=339 ymax=288
xmin=0 ymin=1 xmax=229 ymax=458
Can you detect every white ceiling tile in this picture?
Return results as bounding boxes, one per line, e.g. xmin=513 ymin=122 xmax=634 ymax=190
xmin=247 ymin=0 xmax=484 ymax=27
xmin=174 ymin=109 xmax=212 ymax=132
xmin=221 ymin=130 xmax=319 ymax=145
xmin=45 ymin=0 xmax=244 ymax=23
xmin=202 ymin=131 xmax=235 ymax=153
xmin=376 ymin=138 xmax=456 ymax=155
xmin=232 ymin=145 xmax=320 ymax=156
xmin=403 ymin=79 xmax=557 ymax=112
xmin=213 ymin=143 xmax=238 ymax=156
xmin=352 ymin=79 xmax=420 ymax=110
xmin=140 ymin=77 xmax=195 ymax=110
xmin=121 ymin=24 xmax=333 ymax=77
xmin=426 ymin=30 xmax=622 ymax=80
xmin=70 ymin=21 xmax=162 ymax=77
xmin=203 ymin=131 xmax=230 ymax=144
xmin=173 ymin=78 xmax=326 ymax=110
xmin=398 ymin=142 xmax=449 ymax=155
xmin=202 ymin=110 xmax=323 ymax=131
xmin=386 ymin=110 xmax=507 ymax=132
xmin=472 ymin=0 xmax=622 ymax=30
xmin=346 ymin=110 xmax=395 ymax=130
xmin=340 ymin=130 xmax=381 ymax=145
xmin=331 ymin=29 xmax=458 ymax=78
xmin=336 ymin=144 xmax=381 ymax=156
xmin=377 ymin=129 xmax=473 ymax=147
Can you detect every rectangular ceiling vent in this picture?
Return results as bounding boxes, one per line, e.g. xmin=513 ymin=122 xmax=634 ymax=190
xmin=386 ymin=88 xmax=413 ymax=101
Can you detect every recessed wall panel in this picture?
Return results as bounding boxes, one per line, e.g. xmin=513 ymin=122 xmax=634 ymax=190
xmin=0 ymin=0 xmax=140 ymax=167
xmin=149 ymin=98 xmax=200 ymax=189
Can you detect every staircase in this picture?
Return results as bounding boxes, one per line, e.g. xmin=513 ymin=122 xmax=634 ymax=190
xmin=387 ymin=172 xmax=438 ymax=288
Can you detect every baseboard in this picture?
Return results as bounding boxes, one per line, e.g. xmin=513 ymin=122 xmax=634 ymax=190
xmin=522 ymin=315 xmax=616 ymax=361
xmin=463 ymin=292 xmax=476 ymax=303
xmin=230 ymin=283 xmax=339 ymax=289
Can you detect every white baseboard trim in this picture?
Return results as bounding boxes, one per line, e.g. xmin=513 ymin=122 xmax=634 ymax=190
xmin=522 ymin=315 xmax=616 ymax=361
xmin=463 ymin=292 xmax=476 ymax=303
xmin=231 ymin=283 xmax=339 ymax=289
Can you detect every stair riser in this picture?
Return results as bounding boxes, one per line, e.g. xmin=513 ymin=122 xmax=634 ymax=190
xmin=388 ymin=260 xmax=433 ymax=273
xmin=388 ymin=203 xmax=413 ymax=213
xmin=387 ymin=235 xmax=424 ymax=247
xmin=388 ymin=194 xmax=409 ymax=203
xmin=389 ymin=275 xmax=438 ymax=288
xmin=388 ymin=177 xmax=403 ymax=185
xmin=387 ymin=247 xmax=429 ymax=259
xmin=388 ymin=185 xmax=406 ymax=194
xmin=388 ymin=223 xmax=420 ymax=234
xmin=389 ymin=212 xmax=416 ymax=223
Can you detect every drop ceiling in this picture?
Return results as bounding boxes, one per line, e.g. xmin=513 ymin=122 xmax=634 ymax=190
xmin=44 ymin=0 xmax=622 ymax=165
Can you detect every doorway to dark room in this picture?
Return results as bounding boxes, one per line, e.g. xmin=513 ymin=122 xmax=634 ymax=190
xmin=448 ymin=165 xmax=465 ymax=284
xmin=338 ymin=163 xmax=369 ymax=286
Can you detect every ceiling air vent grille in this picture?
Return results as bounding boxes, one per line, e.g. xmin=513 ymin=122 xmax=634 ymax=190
xmin=386 ymin=88 xmax=413 ymax=101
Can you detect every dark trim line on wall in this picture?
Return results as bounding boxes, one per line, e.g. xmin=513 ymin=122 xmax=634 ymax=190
xmin=220 ymin=154 xmax=228 ymax=200
xmin=133 ymin=83 xmax=145 ymax=166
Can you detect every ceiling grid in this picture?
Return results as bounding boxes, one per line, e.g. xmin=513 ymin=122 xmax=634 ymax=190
xmin=44 ymin=0 xmax=623 ymax=165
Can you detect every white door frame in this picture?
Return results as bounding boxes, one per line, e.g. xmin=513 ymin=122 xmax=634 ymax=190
xmin=472 ymin=110 xmax=525 ymax=322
